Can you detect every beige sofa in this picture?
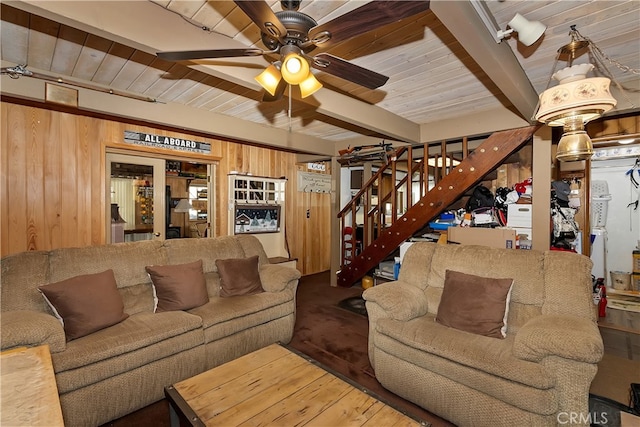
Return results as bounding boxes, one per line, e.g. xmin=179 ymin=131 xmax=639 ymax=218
xmin=363 ymin=242 xmax=603 ymax=426
xmin=1 ymin=235 xmax=300 ymax=426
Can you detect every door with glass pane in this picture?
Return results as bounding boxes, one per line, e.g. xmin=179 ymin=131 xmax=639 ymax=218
xmin=107 ymin=154 xmax=166 ymax=243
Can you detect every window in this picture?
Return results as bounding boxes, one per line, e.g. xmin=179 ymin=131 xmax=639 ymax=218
xmin=228 ymin=174 xmax=286 ymax=235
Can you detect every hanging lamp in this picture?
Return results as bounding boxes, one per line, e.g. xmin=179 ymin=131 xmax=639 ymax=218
xmin=534 ymin=26 xmax=618 ymax=162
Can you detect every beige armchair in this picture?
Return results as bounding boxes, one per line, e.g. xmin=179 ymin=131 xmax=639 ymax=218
xmin=363 ymin=242 xmax=603 ymax=426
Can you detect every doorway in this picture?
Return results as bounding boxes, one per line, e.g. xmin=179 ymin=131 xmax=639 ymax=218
xmin=106 ymin=152 xmax=215 ymax=243
xmin=107 ymin=153 xmax=166 ymax=243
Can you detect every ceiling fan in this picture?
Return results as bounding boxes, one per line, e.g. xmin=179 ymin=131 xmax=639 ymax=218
xmin=157 ymin=0 xmax=430 ymax=101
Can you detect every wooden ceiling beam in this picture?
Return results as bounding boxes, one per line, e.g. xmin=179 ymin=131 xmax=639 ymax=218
xmin=429 ymin=0 xmax=539 ymax=123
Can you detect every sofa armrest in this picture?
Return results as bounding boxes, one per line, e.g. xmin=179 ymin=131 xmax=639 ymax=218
xmin=513 ymin=315 xmax=603 ymax=364
xmin=259 ymin=264 xmax=301 ymax=292
xmin=1 ymin=311 xmax=66 ymax=353
xmin=362 ymin=280 xmax=428 ymax=321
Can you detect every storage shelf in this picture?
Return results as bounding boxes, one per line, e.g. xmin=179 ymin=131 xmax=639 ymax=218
xmin=608 ymin=288 xmax=640 ymax=298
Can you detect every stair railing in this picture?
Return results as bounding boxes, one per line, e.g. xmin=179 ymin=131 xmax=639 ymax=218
xmin=338 ymin=138 xmax=470 ymax=269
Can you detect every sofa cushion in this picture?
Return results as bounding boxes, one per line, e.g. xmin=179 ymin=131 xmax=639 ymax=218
xmin=38 ymin=270 xmax=129 ymax=341
xmin=188 ymin=290 xmax=294 ymax=342
xmin=436 ymin=270 xmax=513 ymax=338
xmin=146 ymin=260 xmax=209 ymax=312
xmin=373 ymin=328 xmax=557 ymax=415
xmin=216 ymin=256 xmax=264 ymax=297
xmin=163 ymin=236 xmax=245 ymax=273
xmin=236 ymin=235 xmax=270 ymax=266
xmin=51 ymin=311 xmax=203 ymax=394
xmin=376 ymin=315 xmax=553 ymax=390
xmin=1 ymin=250 xmax=50 ymax=313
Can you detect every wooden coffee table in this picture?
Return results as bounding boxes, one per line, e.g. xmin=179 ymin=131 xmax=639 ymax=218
xmin=1 ymin=345 xmax=64 ymax=426
xmin=165 ymin=343 xmax=426 ymax=426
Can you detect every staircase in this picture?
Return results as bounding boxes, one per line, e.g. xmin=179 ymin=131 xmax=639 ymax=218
xmin=337 ymin=125 xmax=539 ymax=287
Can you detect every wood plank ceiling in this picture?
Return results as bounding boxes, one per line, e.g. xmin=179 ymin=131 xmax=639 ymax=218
xmin=1 ymin=1 xmax=639 ymax=154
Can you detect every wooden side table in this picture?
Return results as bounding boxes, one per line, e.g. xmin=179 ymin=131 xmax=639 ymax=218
xmin=1 ymin=345 xmax=64 ymax=426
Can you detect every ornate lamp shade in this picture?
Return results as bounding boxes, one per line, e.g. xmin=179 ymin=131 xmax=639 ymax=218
xmin=535 ymin=63 xmax=617 ymax=161
xmin=535 ymin=64 xmax=616 ymax=126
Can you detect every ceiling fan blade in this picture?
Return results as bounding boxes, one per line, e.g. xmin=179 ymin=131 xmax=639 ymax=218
xmin=311 ymin=53 xmax=388 ymax=89
xmin=262 ymin=79 xmax=288 ymax=102
xmin=308 ymin=1 xmax=430 ymax=48
xmin=234 ymin=0 xmax=287 ymax=41
xmin=157 ymin=48 xmax=264 ymax=61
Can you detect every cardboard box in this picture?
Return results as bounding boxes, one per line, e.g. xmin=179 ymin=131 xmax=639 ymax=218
xmin=447 ymin=227 xmax=516 ymax=249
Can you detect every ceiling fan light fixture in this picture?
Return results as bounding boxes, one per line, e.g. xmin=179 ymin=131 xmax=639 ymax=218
xmin=299 ymin=73 xmax=322 ymax=98
xmin=281 ymin=52 xmax=310 ymax=85
xmin=255 ymin=64 xmax=282 ymax=96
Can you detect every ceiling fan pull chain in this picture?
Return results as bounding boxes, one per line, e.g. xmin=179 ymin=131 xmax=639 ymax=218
xmin=288 ymin=85 xmax=293 ymax=132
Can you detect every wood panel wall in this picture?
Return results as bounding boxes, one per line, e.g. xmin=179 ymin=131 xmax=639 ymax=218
xmin=0 ymin=100 xmax=331 ymax=276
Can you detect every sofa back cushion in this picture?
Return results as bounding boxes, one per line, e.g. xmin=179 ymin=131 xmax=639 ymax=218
xmin=397 ymin=243 xmax=437 ymax=289
xmin=403 ymin=243 xmax=546 ymax=335
xmin=164 ymin=236 xmax=245 ymax=274
xmin=236 ymin=235 xmax=270 ymax=266
xmin=1 ymin=251 xmax=50 ymax=313
xmin=542 ymin=250 xmax=595 ymax=320
xmin=48 ymin=240 xmax=167 ymax=315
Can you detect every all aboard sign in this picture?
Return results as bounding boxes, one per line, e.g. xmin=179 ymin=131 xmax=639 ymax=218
xmin=124 ymin=131 xmax=211 ymax=154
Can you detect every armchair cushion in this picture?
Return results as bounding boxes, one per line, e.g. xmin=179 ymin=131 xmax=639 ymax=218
xmin=259 ymin=264 xmax=301 ymax=293
xmin=362 ymin=281 xmax=428 ymax=321
xmin=146 ymin=260 xmax=209 ymax=312
xmin=513 ymin=314 xmax=604 ymax=363
xmin=436 ymin=270 xmax=514 ymax=339
xmin=38 ymin=269 xmax=129 ymax=341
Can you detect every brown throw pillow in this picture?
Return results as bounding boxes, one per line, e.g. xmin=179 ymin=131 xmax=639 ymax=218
xmin=216 ymin=256 xmax=264 ymax=297
xmin=146 ymin=260 xmax=209 ymax=312
xmin=38 ymin=269 xmax=129 ymax=341
xmin=436 ymin=270 xmax=514 ymax=339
